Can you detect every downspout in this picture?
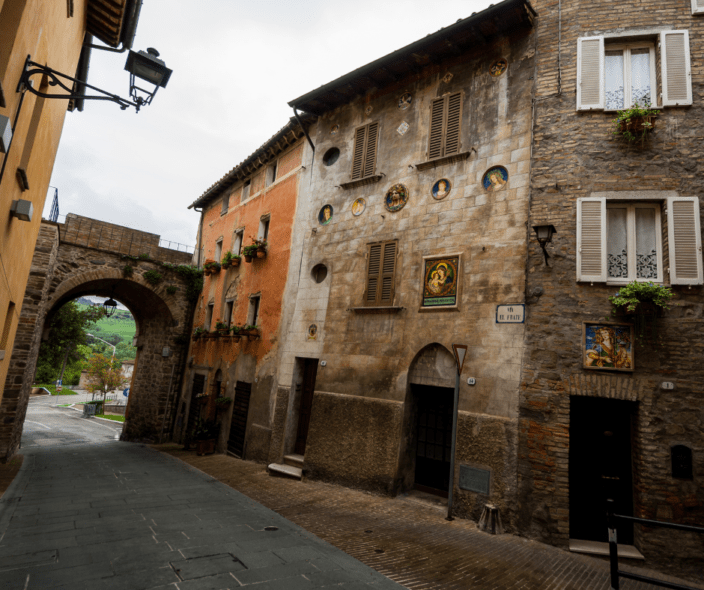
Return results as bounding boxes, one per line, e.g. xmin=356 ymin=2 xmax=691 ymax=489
xmin=194 ymin=206 xmax=204 ymax=269
xmin=74 ymin=34 xmax=92 ymax=112
xmin=293 ymin=107 xmax=315 ymax=154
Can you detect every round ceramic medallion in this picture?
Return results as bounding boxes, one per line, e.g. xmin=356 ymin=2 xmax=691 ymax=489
xmin=490 ymin=58 xmax=508 ymax=77
xmin=442 ymin=72 xmax=453 ymax=83
xmin=482 ymin=166 xmax=508 ymax=192
xmin=351 ymin=198 xmax=366 ymax=216
xmin=398 ymin=92 xmax=412 ymax=110
xmin=384 ymin=184 xmax=409 ymax=213
xmin=307 ymin=324 xmax=318 ymax=340
xmin=431 ymin=178 xmax=452 ymax=200
xmin=318 ymin=204 xmax=333 ymax=225
xmin=330 ymin=124 xmax=339 ymax=136
xmin=365 ymin=105 xmax=373 ymax=115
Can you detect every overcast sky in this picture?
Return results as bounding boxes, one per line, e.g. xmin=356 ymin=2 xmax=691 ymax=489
xmin=47 ymin=0 xmax=496 ymax=249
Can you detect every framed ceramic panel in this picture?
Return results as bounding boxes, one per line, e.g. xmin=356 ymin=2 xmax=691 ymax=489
xmin=420 ymin=253 xmax=462 ymax=311
xmin=582 ymin=322 xmax=634 ymax=372
xmin=483 ymin=166 xmax=508 ymax=192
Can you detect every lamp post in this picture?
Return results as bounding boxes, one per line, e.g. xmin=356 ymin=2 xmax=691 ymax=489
xmin=87 ymin=333 xmax=116 ymax=359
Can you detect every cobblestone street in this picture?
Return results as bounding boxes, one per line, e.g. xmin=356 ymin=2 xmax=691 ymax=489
xmin=156 ymin=446 xmax=704 ymax=590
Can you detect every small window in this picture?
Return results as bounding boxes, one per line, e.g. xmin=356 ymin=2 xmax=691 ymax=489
xmin=1 ymin=301 xmax=16 ymax=352
xmin=225 ymin=300 xmax=234 ymax=327
xmin=311 ymin=264 xmax=327 ymax=283
xmin=365 ymin=241 xmax=397 ymax=306
xmin=233 ymin=229 xmax=244 ymax=256
xmin=427 ymin=92 xmax=463 ymax=160
xmin=259 ymin=216 xmax=270 ymax=242
xmin=215 ymin=239 xmax=223 ymax=262
xmin=351 ymin=122 xmax=379 ymax=180
xmin=205 ymin=303 xmax=214 ymax=331
xmin=671 ymin=445 xmax=693 ymax=479
xmin=323 ymin=148 xmax=340 ymax=166
xmin=266 ymin=162 xmax=277 ymax=186
xmin=221 ymin=194 xmax=229 ymax=214
xmin=242 ymin=180 xmax=251 ymax=200
xmin=248 ymin=295 xmax=260 ymax=327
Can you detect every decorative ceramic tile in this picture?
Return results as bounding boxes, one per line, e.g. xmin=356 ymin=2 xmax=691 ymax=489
xmin=423 ymin=257 xmax=459 ymax=307
xmin=583 ymin=322 xmax=634 ymax=372
xmin=490 ymin=58 xmax=508 ymax=77
xmin=318 ymin=204 xmax=333 ymax=225
xmin=330 ymin=124 xmax=339 ymax=136
xmin=398 ymin=92 xmax=412 ymax=110
xmin=307 ymin=324 xmax=318 ymax=340
xmin=352 ymin=198 xmax=366 ymax=216
xmin=397 ymin=121 xmax=409 ymax=135
xmin=482 ymin=166 xmax=508 ymax=192
xmin=385 ymin=184 xmax=409 ymax=212
xmin=431 ymin=178 xmax=451 ymax=200
xmin=442 ymin=72 xmax=454 ymax=83
xmin=365 ymin=105 xmax=373 ymax=115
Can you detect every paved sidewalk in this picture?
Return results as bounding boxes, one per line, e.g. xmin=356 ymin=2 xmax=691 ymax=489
xmin=0 ymin=442 xmax=402 ymax=589
xmin=157 ymin=446 xmax=704 ymax=590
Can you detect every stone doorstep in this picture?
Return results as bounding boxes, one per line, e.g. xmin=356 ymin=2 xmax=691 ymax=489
xmin=569 ymin=539 xmax=645 ymax=560
xmin=283 ymin=454 xmax=304 ymax=468
xmin=267 ymin=463 xmax=302 ymax=480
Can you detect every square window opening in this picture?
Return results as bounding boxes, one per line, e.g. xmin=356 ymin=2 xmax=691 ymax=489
xmin=225 ymin=300 xmax=234 ymax=327
xmin=242 ymin=180 xmax=251 ymax=201
xmin=605 ymin=43 xmax=656 ymax=110
xmin=266 ymin=162 xmax=277 ymax=186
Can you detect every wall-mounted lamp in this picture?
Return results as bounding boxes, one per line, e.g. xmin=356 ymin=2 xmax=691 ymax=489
xmin=18 ymin=49 xmax=172 ymax=113
xmin=533 ymin=224 xmax=557 ymax=265
xmin=10 ymin=199 xmax=33 ymax=222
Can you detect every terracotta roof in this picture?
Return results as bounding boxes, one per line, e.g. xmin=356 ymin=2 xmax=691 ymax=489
xmin=288 ymin=0 xmax=536 ymax=115
xmin=188 ymin=116 xmax=314 ymax=210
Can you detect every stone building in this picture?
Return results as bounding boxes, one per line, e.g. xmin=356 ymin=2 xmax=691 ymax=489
xmin=0 ymin=0 xmax=142 ymax=415
xmin=178 ymin=119 xmax=314 ymax=463
xmin=265 ymin=0 xmax=537 ymax=526
xmin=519 ymin=0 xmax=704 ymax=575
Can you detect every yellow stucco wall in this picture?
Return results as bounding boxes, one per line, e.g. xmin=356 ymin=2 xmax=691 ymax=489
xmin=0 ymin=0 xmax=89 ymax=401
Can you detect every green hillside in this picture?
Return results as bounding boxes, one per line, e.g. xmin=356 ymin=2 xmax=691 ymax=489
xmin=76 ymin=303 xmax=137 ymax=360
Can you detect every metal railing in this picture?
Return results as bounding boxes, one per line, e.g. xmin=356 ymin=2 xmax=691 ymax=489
xmin=607 ymin=499 xmax=704 ymax=590
xmin=48 ymin=187 xmax=59 ymax=222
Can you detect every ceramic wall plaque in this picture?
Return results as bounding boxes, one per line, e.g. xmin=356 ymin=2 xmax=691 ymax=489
xmin=318 ymin=204 xmax=333 ymax=225
xmin=385 ymin=184 xmax=409 ymax=212
xmin=431 ymin=179 xmax=451 ymax=200
xmin=365 ymin=105 xmax=373 ymax=115
xmin=482 ymin=166 xmax=508 ymax=192
xmin=330 ymin=124 xmax=339 ymax=136
xmin=423 ymin=256 xmax=459 ymax=308
xmin=490 ymin=58 xmax=508 ymax=77
xmin=397 ymin=121 xmax=409 ymax=135
xmin=583 ymin=322 xmax=634 ymax=372
xmin=307 ymin=324 xmax=318 ymax=340
xmin=398 ymin=92 xmax=412 ymax=110
xmin=351 ymin=198 xmax=366 ymax=216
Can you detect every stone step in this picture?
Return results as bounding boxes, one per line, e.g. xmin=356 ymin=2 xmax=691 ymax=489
xmin=283 ymin=454 xmax=304 ymax=468
xmin=268 ymin=463 xmax=302 ymax=480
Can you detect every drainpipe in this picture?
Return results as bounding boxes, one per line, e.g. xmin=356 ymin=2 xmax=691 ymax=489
xmin=194 ymin=206 xmax=204 ymax=268
xmin=293 ymin=107 xmax=315 ymax=154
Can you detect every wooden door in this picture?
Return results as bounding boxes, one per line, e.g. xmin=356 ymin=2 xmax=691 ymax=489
xmin=227 ymin=381 xmax=251 ymax=458
xmin=414 ymin=385 xmax=453 ymax=497
xmin=186 ymin=374 xmax=205 ymax=436
xmin=294 ymin=359 xmax=318 ymax=455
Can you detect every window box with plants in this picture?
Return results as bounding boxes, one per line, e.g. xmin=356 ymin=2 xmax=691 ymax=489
xmin=242 ymin=244 xmax=258 ymax=263
xmin=222 ymin=251 xmax=241 ymax=268
xmin=608 ymin=281 xmax=673 ymax=342
xmin=192 ymin=418 xmax=219 ymax=456
xmin=192 ymin=326 xmax=206 ymax=341
xmin=215 ymin=320 xmax=229 ymax=337
xmin=612 ymin=103 xmax=658 ymax=145
xmin=242 ymin=325 xmax=260 ymax=341
xmin=195 ymin=392 xmax=210 ymax=405
xmin=230 ymin=325 xmax=242 ymax=341
xmin=215 ymin=396 xmax=232 ymax=412
xmin=203 ymin=260 xmax=221 ymax=276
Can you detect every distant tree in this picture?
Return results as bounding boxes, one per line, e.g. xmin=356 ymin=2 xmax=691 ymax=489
xmin=34 ymin=301 xmax=104 ymax=384
xmin=84 ymin=354 xmax=124 ymax=400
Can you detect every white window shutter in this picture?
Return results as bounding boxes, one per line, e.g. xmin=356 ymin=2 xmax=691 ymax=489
xmin=577 ymin=36 xmax=604 ymax=111
xmin=661 ymin=31 xmax=692 ymax=106
xmin=692 ymin=0 xmax=704 ymax=15
xmin=577 ymin=197 xmax=607 ymax=282
xmin=667 ymin=197 xmax=703 ymax=285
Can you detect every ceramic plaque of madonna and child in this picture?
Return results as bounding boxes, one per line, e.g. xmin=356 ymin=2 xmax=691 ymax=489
xmin=482 ymin=166 xmax=508 ymax=192
xmin=583 ymin=322 xmax=634 ymax=372
xmin=422 ymin=257 xmax=459 ymax=307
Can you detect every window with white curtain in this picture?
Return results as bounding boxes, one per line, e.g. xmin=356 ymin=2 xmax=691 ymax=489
xmin=607 ymin=203 xmax=662 ymax=282
xmin=604 ymin=44 xmax=656 ymax=109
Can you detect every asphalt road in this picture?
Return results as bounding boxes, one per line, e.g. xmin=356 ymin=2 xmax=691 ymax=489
xmin=0 ymin=397 xmax=401 ymax=589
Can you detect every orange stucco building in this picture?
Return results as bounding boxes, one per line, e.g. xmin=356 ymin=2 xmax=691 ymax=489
xmin=0 ymin=0 xmax=141 ymax=404
xmin=178 ymin=118 xmax=313 ymax=463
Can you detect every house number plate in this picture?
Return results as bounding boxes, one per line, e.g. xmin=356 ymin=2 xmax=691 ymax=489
xmin=496 ymin=304 xmax=525 ymax=324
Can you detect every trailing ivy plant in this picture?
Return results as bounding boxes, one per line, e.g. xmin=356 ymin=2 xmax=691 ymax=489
xmin=143 ymin=270 xmax=163 ymax=285
xmin=122 ymin=264 xmax=134 ymax=277
xmin=138 ymin=253 xmax=150 ymax=260
xmin=612 ymin=102 xmax=658 ymax=144
xmin=161 ymin=263 xmax=204 ymax=303
xmin=608 ymin=281 xmax=673 ymax=313
xmin=166 ymin=285 xmax=178 ymax=295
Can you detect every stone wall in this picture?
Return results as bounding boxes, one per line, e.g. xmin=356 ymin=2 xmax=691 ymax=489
xmin=520 ymin=0 xmax=704 ymax=577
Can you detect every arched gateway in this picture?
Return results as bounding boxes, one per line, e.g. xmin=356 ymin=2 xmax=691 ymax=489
xmin=0 ymin=215 xmax=196 ymax=461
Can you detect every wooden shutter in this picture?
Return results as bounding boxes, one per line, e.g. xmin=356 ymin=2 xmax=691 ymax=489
xmin=576 ymin=36 xmax=604 ymax=111
xmin=427 ymin=93 xmax=462 ymax=159
xmin=576 ymin=197 xmax=607 ymax=282
xmin=365 ymin=241 xmax=397 ymax=305
xmin=661 ymin=31 xmax=692 ymax=107
xmin=667 ymin=197 xmax=703 ymax=285
xmin=351 ymin=122 xmax=379 ymax=180
xmin=693 ymin=0 xmax=704 ymax=14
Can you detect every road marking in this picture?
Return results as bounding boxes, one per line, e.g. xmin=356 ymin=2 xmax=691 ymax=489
xmin=25 ymin=421 xmax=51 ymax=430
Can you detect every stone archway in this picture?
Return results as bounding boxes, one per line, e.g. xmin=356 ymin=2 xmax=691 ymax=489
xmin=0 ymin=218 xmax=195 ymax=461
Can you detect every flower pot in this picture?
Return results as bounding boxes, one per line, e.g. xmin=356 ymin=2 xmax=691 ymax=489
xmin=244 ymin=254 xmax=253 ymax=263
xmin=616 ymin=301 xmax=662 ymax=317
xmin=247 ymin=333 xmax=259 ymax=341
xmin=256 ymin=248 xmax=266 ymax=259
xmin=619 ymin=115 xmax=656 ymax=134
xmin=203 ymin=270 xmax=211 ymax=276
xmin=231 ymin=258 xmax=241 ymax=267
xmin=196 ymin=439 xmax=216 ymax=456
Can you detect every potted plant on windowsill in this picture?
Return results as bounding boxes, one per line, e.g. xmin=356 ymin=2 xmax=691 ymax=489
xmin=215 ymin=320 xmax=229 ymax=337
xmin=243 ymin=244 xmax=258 ymax=263
xmin=231 ymin=254 xmax=241 ymax=267
xmin=203 ymin=259 xmax=215 ymax=276
xmin=608 ymin=281 xmax=673 ymax=343
xmin=243 ymin=325 xmax=260 ymax=341
xmin=193 ymin=418 xmax=219 ymax=456
xmin=255 ymin=239 xmax=267 ymax=259
xmin=204 ymin=260 xmax=221 ymax=275
xmin=612 ymin=102 xmax=658 ymax=145
xmin=215 ymin=396 xmax=232 ymax=411
xmin=230 ymin=325 xmax=242 ymax=341
xmin=192 ymin=326 xmax=205 ymax=341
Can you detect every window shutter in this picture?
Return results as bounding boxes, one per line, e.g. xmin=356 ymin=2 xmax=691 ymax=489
xmin=428 ymin=97 xmax=446 ymax=160
xmin=667 ymin=197 xmax=703 ymax=285
xmin=691 ymin=0 xmax=704 ymax=15
xmin=444 ymin=92 xmax=462 ymax=156
xmin=351 ymin=126 xmax=367 ymax=180
xmin=577 ymin=197 xmax=607 ymax=282
xmin=576 ymin=36 xmax=604 ymax=111
xmin=366 ymin=243 xmax=382 ymax=305
xmin=661 ymin=31 xmax=692 ymax=107
xmin=363 ymin=122 xmax=379 ymax=177
xmin=379 ymin=241 xmax=397 ymax=304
